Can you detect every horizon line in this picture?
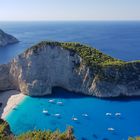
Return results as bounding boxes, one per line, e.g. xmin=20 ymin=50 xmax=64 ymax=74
xmin=0 ymin=19 xmax=140 ymax=22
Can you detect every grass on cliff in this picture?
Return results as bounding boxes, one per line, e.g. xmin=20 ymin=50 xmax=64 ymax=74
xmin=25 ymin=41 xmax=140 ymax=82
xmin=26 ymin=41 xmax=124 ymax=67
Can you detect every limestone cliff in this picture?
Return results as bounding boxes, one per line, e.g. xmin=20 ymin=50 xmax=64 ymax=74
xmin=0 ymin=41 xmax=140 ymax=97
xmin=0 ymin=29 xmax=19 ymax=47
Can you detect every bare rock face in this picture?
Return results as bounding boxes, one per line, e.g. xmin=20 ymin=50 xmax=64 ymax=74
xmin=0 ymin=64 xmax=16 ymax=91
xmin=0 ymin=29 xmax=19 ymax=47
xmin=0 ymin=41 xmax=140 ymax=97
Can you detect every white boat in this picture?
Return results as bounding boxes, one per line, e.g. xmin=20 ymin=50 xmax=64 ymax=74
xmin=72 ymin=117 xmax=78 ymax=121
xmin=48 ymin=99 xmax=55 ymax=103
xmin=72 ymin=115 xmax=78 ymax=121
xmin=57 ymin=101 xmax=63 ymax=105
xmin=12 ymin=106 xmax=17 ymax=110
xmin=108 ymin=128 xmax=115 ymax=131
xmin=82 ymin=114 xmax=88 ymax=117
xmin=115 ymin=112 xmax=121 ymax=116
xmin=12 ymin=105 xmax=17 ymax=110
xmin=106 ymin=113 xmax=112 ymax=116
xmin=54 ymin=114 xmax=61 ymax=117
xmin=42 ymin=110 xmax=48 ymax=114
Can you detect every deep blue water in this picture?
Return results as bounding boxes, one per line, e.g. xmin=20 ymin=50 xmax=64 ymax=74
xmin=0 ymin=21 xmax=140 ymax=63
xmin=1 ymin=21 xmax=140 ymax=140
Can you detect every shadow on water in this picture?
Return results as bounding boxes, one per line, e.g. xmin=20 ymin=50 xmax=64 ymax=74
xmin=32 ymin=87 xmax=89 ymax=99
xmin=31 ymin=87 xmax=140 ymax=102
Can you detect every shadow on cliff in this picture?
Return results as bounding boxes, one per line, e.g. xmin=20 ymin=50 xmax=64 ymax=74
xmin=103 ymin=95 xmax=140 ymax=102
xmin=47 ymin=87 xmax=89 ymax=99
xmin=33 ymin=87 xmax=140 ymax=102
xmin=0 ymin=90 xmax=19 ymax=118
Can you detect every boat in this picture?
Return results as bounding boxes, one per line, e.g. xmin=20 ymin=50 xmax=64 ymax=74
xmin=106 ymin=113 xmax=112 ymax=116
xmin=115 ymin=112 xmax=121 ymax=116
xmin=48 ymin=99 xmax=55 ymax=103
xmin=82 ymin=113 xmax=88 ymax=117
xmin=72 ymin=115 xmax=78 ymax=121
xmin=12 ymin=106 xmax=17 ymax=110
xmin=108 ymin=128 xmax=115 ymax=131
xmin=42 ymin=109 xmax=48 ymax=114
xmin=57 ymin=101 xmax=63 ymax=105
xmin=54 ymin=114 xmax=61 ymax=117
xmin=12 ymin=104 xmax=17 ymax=110
xmin=72 ymin=117 xmax=78 ymax=121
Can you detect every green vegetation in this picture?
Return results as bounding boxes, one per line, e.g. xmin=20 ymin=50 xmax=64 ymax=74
xmin=1 ymin=119 xmax=140 ymax=140
xmin=25 ymin=41 xmax=140 ymax=82
xmin=17 ymin=127 xmax=75 ymax=140
xmin=0 ymin=119 xmax=75 ymax=140
xmin=0 ymin=119 xmax=13 ymax=140
xmin=128 ymin=136 xmax=140 ymax=140
xmin=26 ymin=41 xmax=124 ymax=67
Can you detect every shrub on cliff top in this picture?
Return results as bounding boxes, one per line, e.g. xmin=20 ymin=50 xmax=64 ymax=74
xmin=27 ymin=41 xmax=123 ymax=67
xmin=17 ymin=126 xmax=75 ymax=140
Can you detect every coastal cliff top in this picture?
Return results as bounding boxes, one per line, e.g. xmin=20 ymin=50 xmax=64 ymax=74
xmin=25 ymin=41 xmax=140 ymax=68
xmin=25 ymin=41 xmax=124 ymax=66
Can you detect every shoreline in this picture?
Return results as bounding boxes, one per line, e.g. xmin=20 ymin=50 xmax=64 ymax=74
xmin=0 ymin=90 xmax=25 ymax=119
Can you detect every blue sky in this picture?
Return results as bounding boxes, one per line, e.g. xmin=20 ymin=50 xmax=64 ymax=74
xmin=0 ymin=0 xmax=140 ymax=21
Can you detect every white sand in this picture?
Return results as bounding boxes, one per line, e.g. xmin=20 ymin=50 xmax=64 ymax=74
xmin=0 ymin=90 xmax=25 ymax=119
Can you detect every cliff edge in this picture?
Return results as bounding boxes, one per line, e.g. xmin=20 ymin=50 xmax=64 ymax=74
xmin=0 ymin=29 xmax=19 ymax=47
xmin=0 ymin=41 xmax=140 ymax=97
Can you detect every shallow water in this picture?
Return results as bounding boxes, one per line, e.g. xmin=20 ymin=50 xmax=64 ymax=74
xmin=6 ymin=88 xmax=140 ymax=140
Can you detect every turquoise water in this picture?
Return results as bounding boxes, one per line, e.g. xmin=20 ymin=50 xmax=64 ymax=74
xmin=1 ymin=21 xmax=140 ymax=139
xmin=6 ymin=88 xmax=140 ymax=140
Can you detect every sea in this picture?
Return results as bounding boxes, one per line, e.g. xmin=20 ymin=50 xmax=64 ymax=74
xmin=0 ymin=21 xmax=140 ymax=140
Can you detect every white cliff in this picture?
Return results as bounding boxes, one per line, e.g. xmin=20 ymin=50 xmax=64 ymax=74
xmin=0 ymin=41 xmax=140 ymax=97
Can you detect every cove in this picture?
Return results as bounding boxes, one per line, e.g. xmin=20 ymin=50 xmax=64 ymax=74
xmin=5 ymin=87 xmax=140 ymax=140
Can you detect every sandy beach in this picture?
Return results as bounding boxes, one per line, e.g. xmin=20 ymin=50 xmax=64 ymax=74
xmin=0 ymin=90 xmax=25 ymax=119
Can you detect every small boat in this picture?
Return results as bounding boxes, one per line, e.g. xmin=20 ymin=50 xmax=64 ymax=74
xmin=57 ymin=101 xmax=63 ymax=105
xmin=115 ymin=112 xmax=121 ymax=116
xmin=48 ymin=99 xmax=55 ymax=103
xmin=108 ymin=128 xmax=115 ymax=131
xmin=12 ymin=105 xmax=17 ymax=110
xmin=82 ymin=114 xmax=88 ymax=117
xmin=72 ymin=117 xmax=78 ymax=121
xmin=54 ymin=114 xmax=61 ymax=117
xmin=72 ymin=115 xmax=78 ymax=121
xmin=12 ymin=106 xmax=17 ymax=110
xmin=42 ymin=110 xmax=48 ymax=114
xmin=106 ymin=113 xmax=112 ymax=116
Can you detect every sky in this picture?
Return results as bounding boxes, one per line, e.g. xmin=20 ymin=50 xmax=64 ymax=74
xmin=0 ymin=0 xmax=140 ymax=21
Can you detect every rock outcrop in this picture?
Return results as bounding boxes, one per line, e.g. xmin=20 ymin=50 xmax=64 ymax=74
xmin=0 ymin=29 xmax=19 ymax=47
xmin=0 ymin=41 xmax=140 ymax=97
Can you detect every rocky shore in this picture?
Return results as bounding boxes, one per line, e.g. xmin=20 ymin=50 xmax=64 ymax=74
xmin=0 ymin=29 xmax=19 ymax=47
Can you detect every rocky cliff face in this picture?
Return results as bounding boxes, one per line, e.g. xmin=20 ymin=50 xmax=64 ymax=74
xmin=0 ymin=29 xmax=19 ymax=47
xmin=0 ymin=41 xmax=140 ymax=97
